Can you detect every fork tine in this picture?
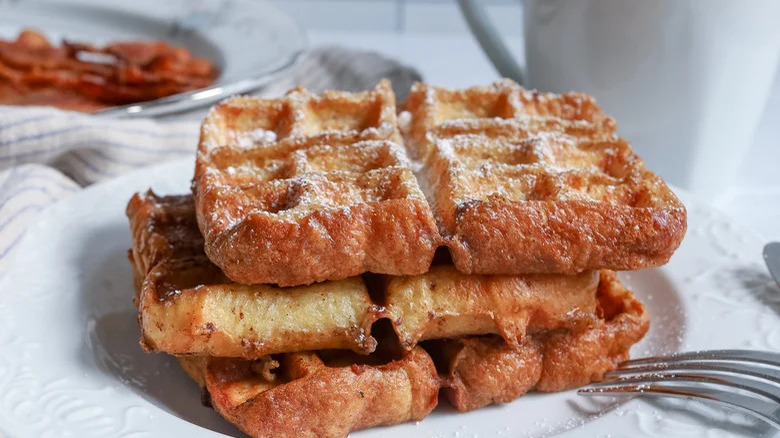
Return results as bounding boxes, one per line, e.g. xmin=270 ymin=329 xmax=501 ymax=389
xmin=607 ymin=362 xmax=780 ymax=386
xmin=593 ymin=372 xmax=780 ymax=403
xmin=620 ymin=350 xmax=780 ymax=368
xmin=578 ymin=383 xmax=780 ymax=429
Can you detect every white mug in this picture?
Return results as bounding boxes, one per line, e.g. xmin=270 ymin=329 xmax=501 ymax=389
xmin=458 ymin=0 xmax=780 ymax=198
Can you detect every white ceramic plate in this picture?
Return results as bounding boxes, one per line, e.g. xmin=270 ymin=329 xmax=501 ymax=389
xmin=0 ymin=159 xmax=778 ymax=437
xmin=0 ymin=0 xmax=306 ymax=117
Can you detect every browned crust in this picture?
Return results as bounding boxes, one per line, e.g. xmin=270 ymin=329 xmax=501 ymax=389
xmin=127 ymin=191 xmax=383 ymax=358
xmin=193 ymin=80 xmax=441 ymax=286
xmin=434 ymin=271 xmax=650 ymax=411
xmin=403 ymin=80 xmax=687 ymax=275
xmin=201 ymin=195 xmax=440 ymax=286
xmin=179 ymin=347 xmax=439 ymax=438
xmin=172 ymin=272 xmax=649 ymax=435
xmin=128 ymin=192 xmax=620 ymax=359
xmin=447 ymin=200 xmax=687 ymax=274
xmin=192 ymin=80 xmax=686 ymax=282
xmin=385 ymin=267 xmax=601 ymax=350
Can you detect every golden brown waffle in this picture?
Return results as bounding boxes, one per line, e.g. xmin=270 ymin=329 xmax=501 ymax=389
xmin=176 ymin=271 xmax=647 ymax=437
xmin=402 ymin=80 xmax=687 ymax=275
xmin=178 ymin=347 xmax=439 ymax=438
xmin=128 ymin=191 xmax=601 ymax=359
xmin=430 ymin=270 xmax=649 ymax=412
xmin=382 ymin=266 xmax=600 ymax=351
xmin=127 ymin=192 xmax=381 ymax=357
xmin=193 ymin=80 xmax=440 ymax=286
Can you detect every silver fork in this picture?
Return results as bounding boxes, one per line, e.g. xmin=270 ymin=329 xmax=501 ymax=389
xmin=578 ymin=349 xmax=780 ymax=429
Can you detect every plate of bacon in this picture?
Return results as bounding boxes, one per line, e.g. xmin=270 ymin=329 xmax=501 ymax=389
xmin=0 ymin=0 xmax=306 ymax=117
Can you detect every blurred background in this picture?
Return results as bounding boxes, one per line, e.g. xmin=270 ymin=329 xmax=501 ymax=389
xmin=272 ymin=0 xmax=524 ymax=86
xmin=274 ymin=0 xmax=522 ymax=37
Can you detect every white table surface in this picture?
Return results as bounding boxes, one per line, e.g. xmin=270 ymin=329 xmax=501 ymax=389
xmin=310 ymin=30 xmax=780 ymax=245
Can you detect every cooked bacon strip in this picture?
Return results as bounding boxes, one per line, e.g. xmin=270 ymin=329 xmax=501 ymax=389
xmin=0 ymin=28 xmax=216 ymax=112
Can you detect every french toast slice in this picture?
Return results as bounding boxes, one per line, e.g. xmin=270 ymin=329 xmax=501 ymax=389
xmin=382 ymin=265 xmax=600 ymax=351
xmin=127 ymin=191 xmax=382 ymax=358
xmin=128 ymin=191 xmax=601 ymax=359
xmin=402 ymin=80 xmax=687 ymax=275
xmin=176 ymin=271 xmax=648 ymax=437
xmin=429 ymin=270 xmax=649 ymax=411
xmin=193 ymin=79 xmax=440 ymax=286
xmin=178 ymin=347 xmax=439 ymax=438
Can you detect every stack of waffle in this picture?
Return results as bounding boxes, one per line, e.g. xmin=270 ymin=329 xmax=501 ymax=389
xmin=126 ymin=79 xmax=686 ymax=437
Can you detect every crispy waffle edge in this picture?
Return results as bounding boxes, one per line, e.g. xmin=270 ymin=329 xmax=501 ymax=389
xmin=402 ymin=80 xmax=687 ymax=276
xmin=175 ymin=271 xmax=648 ymax=437
xmin=192 ymin=79 xmax=441 ymax=286
xmin=128 ymin=191 xmax=610 ymax=359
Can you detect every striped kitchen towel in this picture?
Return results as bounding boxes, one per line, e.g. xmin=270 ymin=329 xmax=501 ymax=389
xmin=0 ymin=46 xmax=422 ymax=277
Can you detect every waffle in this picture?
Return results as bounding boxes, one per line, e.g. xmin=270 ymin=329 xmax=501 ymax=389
xmin=128 ymin=192 xmax=381 ymax=358
xmin=176 ymin=271 xmax=647 ymax=437
xmin=382 ymin=265 xmax=600 ymax=351
xmin=402 ymin=80 xmax=687 ymax=275
xmin=128 ymin=191 xmax=601 ymax=359
xmin=178 ymin=347 xmax=439 ymax=438
xmin=193 ymin=80 xmax=440 ymax=286
xmin=429 ymin=270 xmax=649 ymax=412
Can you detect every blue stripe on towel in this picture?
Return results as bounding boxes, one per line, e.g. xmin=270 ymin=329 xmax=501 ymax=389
xmin=0 ymin=204 xmax=45 ymax=233
xmin=94 ymin=140 xmax=193 ymax=154
xmin=0 ymin=140 xmax=193 ymax=162
xmin=0 ymin=114 xmax=58 ymax=131
xmin=87 ymin=147 xmax=190 ymax=167
xmin=0 ymin=230 xmax=27 ymax=259
xmin=0 ymin=126 xmax=84 ymax=148
xmin=0 ymin=125 xmax=194 ymax=149
xmin=0 ymin=167 xmax=18 ymax=195
xmin=2 ymin=176 xmax=78 ymax=193
xmin=66 ymin=153 xmax=116 ymax=178
xmin=0 ymin=185 xmax=60 ymax=210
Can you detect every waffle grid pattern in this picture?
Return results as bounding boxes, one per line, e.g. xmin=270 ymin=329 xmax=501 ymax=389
xmin=194 ymin=79 xmax=441 ymax=286
xmin=192 ymin=79 xmax=685 ymax=286
xmin=403 ymin=80 xmax=686 ymax=275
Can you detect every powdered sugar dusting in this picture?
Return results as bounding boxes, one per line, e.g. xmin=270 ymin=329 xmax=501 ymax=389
xmin=234 ymin=129 xmax=278 ymax=148
xmin=398 ymin=111 xmax=412 ymax=134
xmin=361 ymin=121 xmax=394 ymax=138
xmin=434 ymin=137 xmax=455 ymax=160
